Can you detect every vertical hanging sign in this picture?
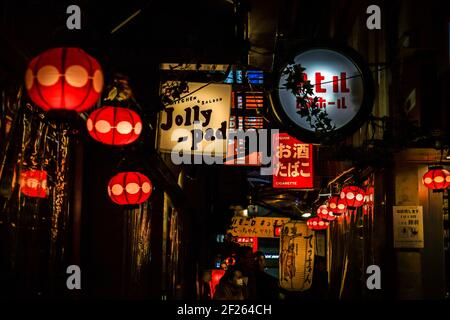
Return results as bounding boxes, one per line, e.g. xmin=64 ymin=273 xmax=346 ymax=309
xmin=272 ymin=133 xmax=314 ymax=189
xmin=279 ymin=221 xmax=315 ymax=291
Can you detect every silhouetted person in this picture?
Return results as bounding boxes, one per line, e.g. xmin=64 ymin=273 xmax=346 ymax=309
xmin=236 ymin=246 xmax=258 ymax=299
xmin=213 ymin=266 xmax=246 ymax=300
xmin=201 ymin=270 xmax=212 ymax=300
xmin=254 ymin=251 xmax=279 ymax=300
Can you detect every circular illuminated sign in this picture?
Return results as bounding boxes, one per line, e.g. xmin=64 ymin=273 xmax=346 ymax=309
xmin=274 ymin=46 xmax=375 ymax=143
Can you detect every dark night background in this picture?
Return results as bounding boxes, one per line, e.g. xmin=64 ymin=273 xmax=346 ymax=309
xmin=1 ymin=0 xmax=449 ymax=301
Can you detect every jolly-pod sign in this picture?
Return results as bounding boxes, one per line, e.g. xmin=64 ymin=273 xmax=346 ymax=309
xmin=157 ymin=82 xmax=231 ymax=157
xmin=274 ymin=45 xmax=375 ymax=143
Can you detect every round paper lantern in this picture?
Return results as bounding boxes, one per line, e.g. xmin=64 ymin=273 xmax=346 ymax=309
xmin=364 ymin=186 xmax=374 ymax=206
xmin=340 ymin=186 xmax=365 ymax=209
xmin=307 ymin=217 xmax=329 ymax=230
xmin=317 ymin=204 xmax=336 ymax=221
xmin=20 ymin=170 xmax=48 ymax=198
xmin=25 ymin=47 xmax=103 ymax=112
xmin=274 ymin=226 xmax=282 ymax=237
xmin=422 ymin=167 xmax=450 ymax=191
xmin=224 ymin=256 xmax=236 ymax=267
xmin=108 ymin=172 xmax=152 ymax=205
xmin=327 ymin=195 xmax=347 ymax=215
xmin=87 ymin=106 xmax=142 ymax=145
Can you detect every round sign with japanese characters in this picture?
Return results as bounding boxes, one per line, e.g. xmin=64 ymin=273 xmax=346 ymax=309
xmin=274 ymin=46 xmax=375 ymax=143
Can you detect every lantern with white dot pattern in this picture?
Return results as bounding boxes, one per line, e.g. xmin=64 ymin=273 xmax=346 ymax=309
xmin=327 ymin=195 xmax=347 ymax=215
xmin=307 ymin=217 xmax=329 ymax=230
xmin=25 ymin=47 xmax=103 ymax=112
xmin=20 ymin=169 xmax=48 ymax=198
xmin=87 ymin=106 xmax=142 ymax=145
xmin=317 ymin=204 xmax=336 ymax=221
xmin=340 ymin=186 xmax=365 ymax=209
xmin=364 ymin=186 xmax=374 ymax=206
xmin=108 ymin=172 xmax=152 ymax=205
xmin=422 ymin=167 xmax=450 ymax=191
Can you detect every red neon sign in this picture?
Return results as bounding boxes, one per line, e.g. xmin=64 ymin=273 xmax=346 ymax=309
xmin=272 ymin=133 xmax=314 ymax=189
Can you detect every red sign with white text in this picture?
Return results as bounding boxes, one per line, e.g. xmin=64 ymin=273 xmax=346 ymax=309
xmin=272 ymin=133 xmax=314 ymax=189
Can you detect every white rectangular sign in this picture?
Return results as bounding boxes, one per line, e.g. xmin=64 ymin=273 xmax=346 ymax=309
xmin=157 ymin=82 xmax=232 ymax=156
xmin=393 ymin=206 xmax=424 ymax=248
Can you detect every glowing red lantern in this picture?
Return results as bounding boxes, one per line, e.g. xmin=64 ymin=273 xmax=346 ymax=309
xmin=20 ymin=170 xmax=48 ymax=198
xmin=364 ymin=186 xmax=374 ymax=206
xmin=307 ymin=217 xmax=329 ymax=230
xmin=274 ymin=226 xmax=282 ymax=237
xmin=25 ymin=47 xmax=103 ymax=112
xmin=340 ymin=186 xmax=365 ymax=209
xmin=422 ymin=167 xmax=450 ymax=191
xmin=210 ymin=269 xmax=225 ymax=297
xmin=107 ymin=172 xmax=152 ymax=205
xmin=224 ymin=256 xmax=236 ymax=266
xmin=87 ymin=106 xmax=142 ymax=145
xmin=317 ymin=204 xmax=336 ymax=221
xmin=327 ymin=195 xmax=347 ymax=215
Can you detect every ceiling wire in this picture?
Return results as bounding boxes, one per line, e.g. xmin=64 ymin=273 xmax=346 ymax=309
xmin=110 ymin=1 xmax=153 ymax=34
xmin=111 ymin=9 xmax=142 ymax=34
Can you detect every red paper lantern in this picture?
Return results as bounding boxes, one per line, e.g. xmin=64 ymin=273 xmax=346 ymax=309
xmin=364 ymin=186 xmax=374 ymax=206
xmin=317 ymin=204 xmax=336 ymax=221
xmin=224 ymin=256 xmax=236 ymax=266
xmin=274 ymin=226 xmax=282 ymax=237
xmin=87 ymin=106 xmax=142 ymax=145
xmin=107 ymin=172 xmax=152 ymax=205
xmin=210 ymin=269 xmax=226 ymax=297
xmin=340 ymin=186 xmax=365 ymax=209
xmin=20 ymin=170 xmax=48 ymax=198
xmin=327 ymin=195 xmax=347 ymax=215
xmin=307 ymin=217 xmax=329 ymax=230
xmin=25 ymin=47 xmax=103 ymax=112
xmin=422 ymin=167 xmax=450 ymax=190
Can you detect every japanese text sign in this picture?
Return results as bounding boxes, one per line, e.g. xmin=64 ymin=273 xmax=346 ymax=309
xmin=393 ymin=206 xmax=424 ymax=248
xmin=229 ymin=217 xmax=290 ymax=238
xmin=272 ymin=133 xmax=314 ymax=189
xmin=278 ymin=49 xmax=365 ymax=132
xmin=279 ymin=221 xmax=315 ymax=291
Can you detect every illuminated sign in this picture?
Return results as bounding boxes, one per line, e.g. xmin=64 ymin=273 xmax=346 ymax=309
xmin=157 ymin=82 xmax=232 ymax=156
xmin=233 ymin=237 xmax=259 ymax=252
xmin=274 ymin=46 xmax=374 ymax=142
xmin=272 ymin=133 xmax=314 ymax=189
xmin=224 ymin=91 xmax=264 ymax=166
xmin=229 ymin=216 xmax=290 ymax=238
xmin=279 ymin=221 xmax=315 ymax=291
